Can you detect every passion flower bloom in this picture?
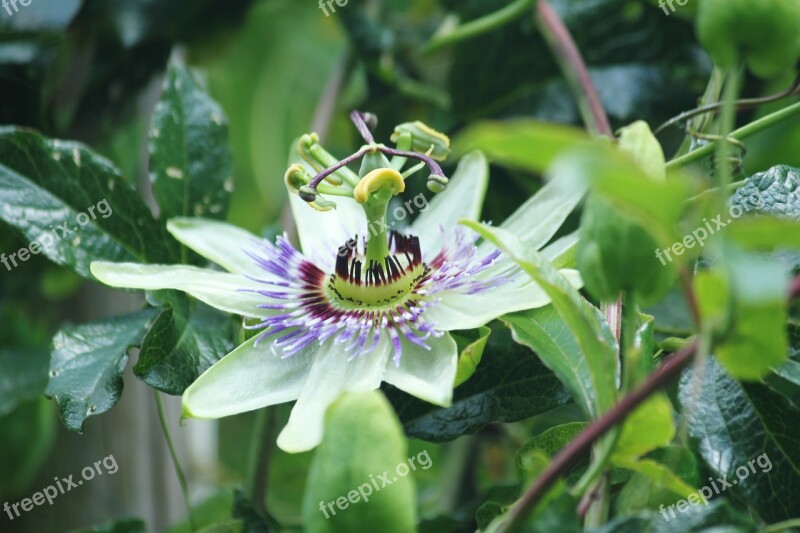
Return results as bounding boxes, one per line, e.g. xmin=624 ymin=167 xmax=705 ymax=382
xmin=90 ymin=112 xmax=583 ymax=453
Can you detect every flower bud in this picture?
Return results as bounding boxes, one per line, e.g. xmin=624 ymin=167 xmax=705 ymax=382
xmin=391 ymin=121 xmax=451 ymax=161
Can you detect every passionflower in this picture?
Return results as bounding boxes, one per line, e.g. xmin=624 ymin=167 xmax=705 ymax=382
xmin=90 ymin=112 xmax=583 ymax=453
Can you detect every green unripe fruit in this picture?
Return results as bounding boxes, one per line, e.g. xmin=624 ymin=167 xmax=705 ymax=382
xmin=697 ymin=0 xmax=800 ymax=79
xmin=578 ymin=197 xmax=677 ymax=306
xmin=577 ymin=122 xmax=677 ymax=305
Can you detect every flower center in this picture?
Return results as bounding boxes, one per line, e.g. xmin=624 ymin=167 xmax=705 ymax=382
xmin=327 ymin=232 xmax=429 ymax=309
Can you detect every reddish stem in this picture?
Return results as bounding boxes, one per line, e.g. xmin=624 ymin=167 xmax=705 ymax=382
xmin=501 ymin=342 xmax=698 ymax=532
xmin=535 ymin=1 xmax=612 ymax=137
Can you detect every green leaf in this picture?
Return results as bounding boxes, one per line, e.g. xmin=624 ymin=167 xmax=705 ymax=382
xmin=730 ymin=164 xmax=800 ymax=270
xmin=519 ymin=422 xmax=588 ymax=459
xmin=612 ymin=394 xmax=675 ymax=461
xmin=233 ymin=490 xmax=274 ymax=532
xmin=697 ymin=250 xmax=790 ymax=380
xmin=727 ymin=216 xmax=800 ymax=251
xmin=566 ymin=141 xmax=684 ymax=292
xmin=302 ymin=391 xmax=416 ymax=533
xmin=503 ymin=305 xmax=597 ymax=417
xmin=554 ymin=144 xmax=691 ymax=249
xmin=150 ymin=60 xmax=233 ymax=222
xmin=452 ymin=326 xmax=491 ymax=387
xmin=613 ymin=457 xmax=696 ymax=501
xmin=614 ymin=446 xmax=701 ymax=514
xmin=617 ymin=120 xmax=666 ymax=181
xmin=455 ymin=120 xmax=589 ymax=174
xmin=45 ymin=309 xmax=157 ymax=432
xmin=164 ymin=490 xmax=242 ymax=533
xmin=767 ymin=325 xmax=800 ymax=401
xmin=474 ymin=484 xmax=530 ymax=532
xmin=136 ymin=291 xmax=237 ymax=395
xmin=624 ymin=312 xmax=656 ymax=387
xmin=680 ymin=358 xmax=800 ymax=523
xmin=0 ymin=128 xmax=179 ymax=278
xmin=592 ymin=499 xmax=755 ymax=533
xmin=0 ymin=397 xmax=56 ymax=500
xmin=726 ymin=216 xmax=800 ymax=260
xmin=0 ymin=347 xmax=49 ymax=415
xmin=466 ymin=222 xmax=619 ymax=415
xmin=385 ymin=322 xmax=573 ymax=442
xmin=483 ymin=449 xmax=579 ymax=533
xmin=732 ymin=164 xmax=800 ymax=220
xmin=516 ymin=422 xmax=587 ymax=484
xmin=717 ymin=297 xmax=789 ymax=381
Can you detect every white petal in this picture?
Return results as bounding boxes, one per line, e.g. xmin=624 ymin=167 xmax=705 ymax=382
xmin=412 ymin=151 xmax=489 ymax=254
xmin=479 ymin=175 xmax=586 ymax=255
xmin=182 ymin=336 xmax=312 ymax=418
xmin=426 ymin=269 xmax=583 ymax=331
xmin=276 ymin=334 xmax=391 ymax=453
xmin=90 ymin=262 xmax=270 ymax=318
xmin=289 ymin=193 xmax=366 ymax=272
xmin=383 ymin=333 xmax=457 ymax=406
xmin=167 ymin=217 xmax=264 ymax=276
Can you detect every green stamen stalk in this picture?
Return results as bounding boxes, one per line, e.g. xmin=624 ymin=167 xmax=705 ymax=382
xmin=363 ymin=194 xmax=392 ymax=264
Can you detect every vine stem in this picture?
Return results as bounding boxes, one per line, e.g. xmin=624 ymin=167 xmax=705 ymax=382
xmin=534 ymin=0 xmax=620 ymax=340
xmin=500 ymin=274 xmax=800 ymax=531
xmin=655 ymin=72 xmax=800 ymax=135
xmin=535 ymin=0 xmax=612 ymax=137
xmin=666 ymin=99 xmax=800 ymax=170
xmin=422 ymin=0 xmax=534 ymax=54
xmin=534 ymin=1 xmax=619 ymax=524
xmin=534 ymin=0 xmax=621 ymax=340
xmin=715 ymin=69 xmax=741 ymax=195
xmin=154 ymin=391 xmax=196 ymax=532
xmin=761 ymin=518 xmax=800 ymax=533
xmin=248 ymin=407 xmax=279 ymax=523
xmin=502 ymin=342 xmax=698 ymax=532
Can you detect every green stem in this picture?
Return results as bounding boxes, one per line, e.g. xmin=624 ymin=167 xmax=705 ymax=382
xmin=581 ymin=474 xmax=609 ymax=527
xmin=154 ymin=391 xmax=196 ymax=532
xmin=422 ymin=0 xmax=534 ymax=54
xmin=715 ymin=68 xmax=741 ymax=195
xmin=656 ymin=69 xmax=800 ymax=135
xmin=247 ymin=407 xmax=280 ymax=527
xmin=571 ymin=430 xmax=619 ymax=499
xmin=762 ymin=518 xmax=800 ymax=533
xmin=666 ymin=99 xmax=800 ymax=170
xmin=363 ymin=196 xmax=392 ymax=264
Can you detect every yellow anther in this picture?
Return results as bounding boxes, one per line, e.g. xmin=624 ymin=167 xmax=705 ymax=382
xmin=391 ymin=121 xmax=451 ymax=161
xmin=354 ymin=168 xmax=405 ymax=204
xmin=284 ymin=164 xmax=309 ymax=194
xmin=413 ymin=121 xmax=451 ymax=146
